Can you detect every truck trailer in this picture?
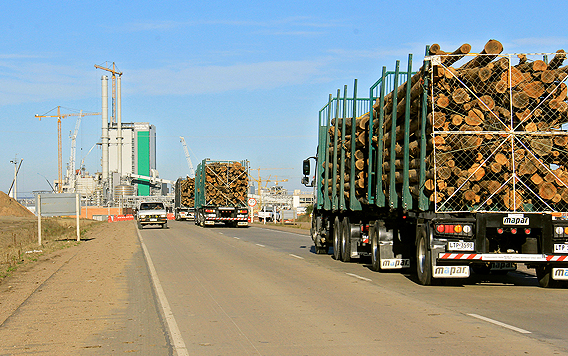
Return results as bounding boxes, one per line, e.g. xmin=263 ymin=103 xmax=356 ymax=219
xmin=303 ymin=40 xmax=568 ymax=287
xmin=174 ymin=177 xmax=195 ymax=220
xmin=194 ymin=159 xmax=249 ymax=227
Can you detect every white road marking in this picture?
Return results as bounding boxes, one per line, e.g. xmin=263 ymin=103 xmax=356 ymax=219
xmin=137 ymin=229 xmax=189 ymax=356
xmin=256 ymin=244 xmax=265 ymax=247
xmin=254 ymin=227 xmax=306 ymax=237
xmin=289 ymin=254 xmax=304 ymax=260
xmin=233 ymin=237 xmax=240 ymax=240
xmin=346 ymin=273 xmax=372 ymax=282
xmin=467 ymin=313 xmax=531 ymax=334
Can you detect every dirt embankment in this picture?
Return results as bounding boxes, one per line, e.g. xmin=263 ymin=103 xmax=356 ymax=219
xmin=0 ymin=191 xmax=34 ymax=218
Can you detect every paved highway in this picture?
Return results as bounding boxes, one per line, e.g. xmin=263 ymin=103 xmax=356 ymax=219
xmin=138 ymin=221 xmax=568 ymax=355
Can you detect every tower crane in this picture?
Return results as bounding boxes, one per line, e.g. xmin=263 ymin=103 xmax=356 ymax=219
xmin=35 ymin=107 xmax=100 ymax=193
xmin=249 ymin=167 xmax=293 ymax=210
xmin=94 ymin=62 xmax=122 ymax=124
xmin=179 ymin=136 xmax=195 ymax=178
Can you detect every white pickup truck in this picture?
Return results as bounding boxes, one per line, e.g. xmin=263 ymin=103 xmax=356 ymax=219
xmin=136 ymin=201 xmax=168 ymax=229
xmin=258 ymin=206 xmax=280 ymax=222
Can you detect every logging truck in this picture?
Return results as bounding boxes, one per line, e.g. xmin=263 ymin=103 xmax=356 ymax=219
xmin=303 ymin=40 xmax=568 ymax=287
xmin=174 ymin=177 xmax=195 ymax=220
xmin=194 ymin=159 xmax=250 ymax=227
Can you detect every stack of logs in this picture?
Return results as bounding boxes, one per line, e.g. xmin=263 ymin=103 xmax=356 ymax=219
xmin=179 ymin=178 xmax=195 ymax=207
xmin=324 ymin=116 xmax=370 ymax=201
xmin=324 ymin=39 xmax=568 ymax=212
xmin=204 ymin=161 xmax=248 ymax=206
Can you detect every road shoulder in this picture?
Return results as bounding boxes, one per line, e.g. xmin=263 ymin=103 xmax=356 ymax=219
xmin=0 ymin=221 xmax=168 ymax=354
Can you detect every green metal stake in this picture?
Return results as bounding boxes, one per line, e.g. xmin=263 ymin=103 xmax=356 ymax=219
xmin=351 ymin=79 xmax=358 ymax=209
xmin=402 ymin=54 xmax=413 ymax=209
xmin=332 ymin=90 xmax=340 ymax=210
xmin=418 ymin=46 xmax=430 ymax=211
xmin=340 ymin=85 xmax=348 ymax=211
xmin=389 ymin=61 xmax=400 ymax=209
xmin=375 ymin=67 xmax=387 ymax=207
xmin=324 ymin=94 xmax=332 ymax=210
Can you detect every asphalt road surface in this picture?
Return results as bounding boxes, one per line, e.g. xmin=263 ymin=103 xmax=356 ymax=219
xmin=137 ymin=221 xmax=568 ymax=355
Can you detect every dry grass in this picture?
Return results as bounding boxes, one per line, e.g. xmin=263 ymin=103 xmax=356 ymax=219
xmin=0 ymin=216 xmax=101 ymax=280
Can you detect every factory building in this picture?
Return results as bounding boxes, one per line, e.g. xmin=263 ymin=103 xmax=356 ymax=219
xmin=108 ymin=122 xmax=156 ymax=196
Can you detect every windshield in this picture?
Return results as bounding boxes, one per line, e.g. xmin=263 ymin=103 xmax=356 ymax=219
xmin=140 ymin=202 xmax=165 ymax=210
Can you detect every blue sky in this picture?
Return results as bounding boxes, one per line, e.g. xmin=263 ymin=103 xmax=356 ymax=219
xmin=2 ymin=0 xmax=568 ymax=196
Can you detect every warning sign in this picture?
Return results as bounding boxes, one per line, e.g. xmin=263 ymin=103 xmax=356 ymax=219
xmin=248 ymin=198 xmax=257 ymax=207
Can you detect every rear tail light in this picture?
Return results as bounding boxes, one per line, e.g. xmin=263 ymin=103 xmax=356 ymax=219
xmin=511 ymin=228 xmax=517 ymax=235
xmin=524 ymin=228 xmax=531 ymax=235
xmin=205 ymin=209 xmax=215 ymax=213
xmin=238 ymin=209 xmax=248 ymax=214
xmin=497 ymin=228 xmax=504 ymax=234
xmin=435 ymin=224 xmax=473 ymax=237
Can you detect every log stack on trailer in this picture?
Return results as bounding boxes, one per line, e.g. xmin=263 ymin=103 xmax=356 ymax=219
xmin=322 ymin=40 xmax=568 ymax=213
xmin=194 ymin=159 xmax=249 ymax=227
xmin=174 ymin=177 xmax=195 ymax=220
xmin=305 ymin=40 xmax=568 ymax=287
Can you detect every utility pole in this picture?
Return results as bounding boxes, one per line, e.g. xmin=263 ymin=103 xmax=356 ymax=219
xmin=9 ymin=156 xmax=23 ymax=200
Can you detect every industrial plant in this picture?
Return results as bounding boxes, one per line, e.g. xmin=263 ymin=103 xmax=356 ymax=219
xmin=11 ymin=62 xmax=313 ymax=220
xmin=42 ymin=64 xmax=172 ymax=215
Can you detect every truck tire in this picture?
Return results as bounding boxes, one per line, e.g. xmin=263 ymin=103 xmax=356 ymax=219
xmin=137 ymin=221 xmax=143 ymax=230
xmin=312 ymin=216 xmax=327 ymax=254
xmin=536 ymin=265 xmax=557 ymax=288
xmin=333 ymin=217 xmax=342 ymax=261
xmin=162 ymin=222 xmax=168 ymax=229
xmin=416 ymin=227 xmax=434 ymax=285
xmin=341 ymin=217 xmax=351 ymax=262
xmin=371 ymin=221 xmax=381 ymax=271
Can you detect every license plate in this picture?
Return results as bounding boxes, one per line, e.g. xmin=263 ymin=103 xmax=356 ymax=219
xmin=433 ymin=266 xmax=470 ymax=278
xmin=554 ymin=244 xmax=568 ymax=253
xmin=503 ymin=214 xmax=529 ymax=225
xmin=448 ymin=241 xmax=475 ymax=251
xmin=150 ymin=218 xmax=157 ymax=222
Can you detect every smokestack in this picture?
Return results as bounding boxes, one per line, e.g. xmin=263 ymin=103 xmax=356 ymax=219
xmin=117 ymin=75 xmax=122 ymax=178
xmin=101 ymin=75 xmax=109 ymax=181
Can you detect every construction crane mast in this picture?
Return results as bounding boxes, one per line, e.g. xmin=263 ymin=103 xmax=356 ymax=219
xmin=94 ymin=62 xmax=122 ymax=124
xmin=179 ymin=136 xmax=195 ymax=178
xmin=36 ymin=107 xmax=100 ymax=193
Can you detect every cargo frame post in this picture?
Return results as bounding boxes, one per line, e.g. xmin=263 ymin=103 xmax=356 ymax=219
xmin=339 ymin=85 xmax=348 ymax=211
xmin=389 ymin=61 xmax=401 ymax=209
xmin=332 ymin=90 xmax=341 ymax=209
xmin=316 ymin=108 xmax=327 ymax=211
xmin=323 ymin=94 xmax=332 ymax=210
xmin=418 ymin=46 xmax=431 ymax=211
xmin=402 ymin=54 xmax=413 ymax=209
xmin=372 ymin=67 xmax=388 ymax=207
xmin=351 ymin=80 xmax=359 ymax=209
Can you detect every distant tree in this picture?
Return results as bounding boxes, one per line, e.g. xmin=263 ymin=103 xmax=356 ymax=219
xmin=305 ymin=204 xmax=313 ymax=216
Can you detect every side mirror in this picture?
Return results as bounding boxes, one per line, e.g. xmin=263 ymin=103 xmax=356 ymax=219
xmin=302 ymin=159 xmax=310 ymax=176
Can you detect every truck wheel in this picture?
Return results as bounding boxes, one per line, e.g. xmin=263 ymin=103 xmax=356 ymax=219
xmin=162 ymin=222 xmax=168 ymax=229
xmin=313 ymin=216 xmax=327 ymax=254
xmin=137 ymin=221 xmax=143 ymax=229
xmin=416 ymin=228 xmax=434 ymax=285
xmin=536 ymin=265 xmax=557 ymax=288
xmin=341 ymin=217 xmax=351 ymax=262
xmin=333 ymin=217 xmax=342 ymax=261
xmin=371 ymin=221 xmax=381 ymax=271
